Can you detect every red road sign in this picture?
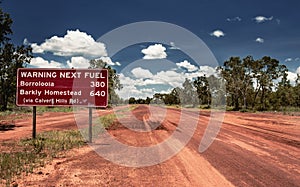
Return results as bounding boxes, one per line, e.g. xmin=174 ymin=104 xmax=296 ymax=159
xmin=16 ymin=68 xmax=108 ymax=107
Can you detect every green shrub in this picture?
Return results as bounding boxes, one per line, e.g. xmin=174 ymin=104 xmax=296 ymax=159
xmin=0 ymin=130 xmax=85 ymax=186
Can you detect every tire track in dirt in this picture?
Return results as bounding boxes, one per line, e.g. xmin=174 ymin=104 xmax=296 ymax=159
xmin=142 ymin=106 xmax=300 ymax=186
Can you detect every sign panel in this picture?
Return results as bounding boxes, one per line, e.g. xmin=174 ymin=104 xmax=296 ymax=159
xmin=16 ymin=68 xmax=108 ymax=107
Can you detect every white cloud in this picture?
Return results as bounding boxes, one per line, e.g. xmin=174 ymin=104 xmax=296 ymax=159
xmin=131 ymin=67 xmax=153 ymax=79
xmin=143 ymin=78 xmax=164 ymax=86
xmin=134 ymin=66 xmax=215 ymax=86
xmin=285 ymin=58 xmax=293 ymax=62
xmin=116 ymin=84 xmax=146 ymax=99
xmin=155 ymin=70 xmax=186 ymax=87
xmin=116 ymin=77 xmax=156 ymax=99
xmin=122 ymin=69 xmax=184 ymax=88
xmin=169 ymin=42 xmax=180 ymax=50
xmin=297 ymin=67 xmax=300 ymax=74
xmin=255 ymin=37 xmax=264 ymax=43
xmin=98 ymin=56 xmax=121 ymax=66
xmin=185 ymin=66 xmax=217 ymax=80
xmin=119 ymin=73 xmax=139 ymax=85
xmin=198 ymin=66 xmax=217 ymax=76
xmin=284 ymin=57 xmax=300 ymax=63
xmin=141 ymin=44 xmax=167 ymax=59
xmin=67 ymin=56 xmax=90 ymax=68
xmin=176 ymin=60 xmax=198 ymax=72
xmin=282 ymin=67 xmax=300 ymax=86
xmin=276 ymin=19 xmax=281 ymax=25
xmin=210 ymin=30 xmax=225 ymax=38
xmin=117 ymin=65 xmax=218 ymax=99
xmin=287 ymin=72 xmax=298 ymax=84
xmin=31 ymin=29 xmax=107 ymax=58
xmin=23 ymin=38 xmax=30 ymax=45
xmin=253 ymin=16 xmax=273 ymax=23
xmin=226 ymin=17 xmax=242 ymax=22
xmin=30 ymin=57 xmax=64 ymax=68
xmin=31 ymin=43 xmax=44 ymax=53
xmin=140 ymin=88 xmax=154 ymax=93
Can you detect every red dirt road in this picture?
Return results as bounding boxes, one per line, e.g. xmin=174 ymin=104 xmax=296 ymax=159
xmin=1 ymin=105 xmax=299 ymax=186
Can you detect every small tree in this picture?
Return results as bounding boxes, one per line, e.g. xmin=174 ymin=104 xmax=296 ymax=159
xmin=145 ymin=97 xmax=152 ymax=104
xmin=218 ymin=57 xmax=245 ymax=110
xmin=193 ymin=75 xmax=210 ymax=106
xmin=0 ymin=7 xmax=32 ymax=110
xmin=89 ymin=59 xmax=122 ymax=106
xmin=181 ymin=78 xmax=198 ymax=107
xmin=293 ymin=74 xmax=300 ymax=107
xmin=128 ymin=97 xmax=136 ymax=104
xmin=251 ymin=56 xmax=287 ymax=110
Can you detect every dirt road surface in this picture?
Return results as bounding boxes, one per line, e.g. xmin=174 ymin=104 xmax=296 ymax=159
xmin=1 ymin=105 xmax=299 ymax=186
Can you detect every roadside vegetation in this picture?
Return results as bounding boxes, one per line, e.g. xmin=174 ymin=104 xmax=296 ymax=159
xmin=79 ymin=113 xmax=117 ymax=141
xmin=127 ymin=56 xmax=300 ymax=113
xmin=36 ymin=106 xmax=73 ymax=113
xmin=99 ymin=113 xmax=118 ymax=129
xmin=80 ymin=106 xmax=138 ymax=139
xmin=0 ymin=130 xmax=85 ymax=186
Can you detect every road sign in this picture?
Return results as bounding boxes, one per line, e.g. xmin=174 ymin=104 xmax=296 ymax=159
xmin=16 ymin=68 xmax=108 ymax=107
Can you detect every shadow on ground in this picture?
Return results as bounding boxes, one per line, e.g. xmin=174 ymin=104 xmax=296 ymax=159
xmin=0 ymin=123 xmax=16 ymax=132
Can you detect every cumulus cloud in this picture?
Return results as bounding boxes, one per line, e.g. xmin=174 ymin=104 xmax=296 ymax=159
xmin=140 ymin=88 xmax=154 ymax=93
xmin=131 ymin=67 xmax=153 ymax=79
xmin=253 ymin=16 xmax=273 ymax=23
xmin=287 ymin=72 xmax=298 ymax=84
xmin=285 ymin=58 xmax=293 ymax=62
xmin=117 ymin=65 xmax=219 ymax=99
xmin=176 ymin=60 xmax=198 ymax=72
xmin=116 ymin=74 xmax=158 ymax=99
xmin=255 ymin=37 xmax=264 ymax=43
xmin=184 ymin=66 xmax=217 ymax=80
xmin=210 ymin=30 xmax=225 ymax=38
xmin=116 ymin=84 xmax=149 ymax=99
xmin=30 ymin=57 xmax=64 ymax=68
xmin=297 ymin=67 xmax=300 ymax=74
xmin=285 ymin=67 xmax=300 ymax=85
xmin=66 ymin=55 xmax=121 ymax=69
xmin=226 ymin=16 xmax=242 ymax=22
xmin=169 ymin=42 xmax=180 ymax=50
xmin=31 ymin=29 xmax=107 ymax=58
xmin=141 ymin=44 xmax=167 ymax=59
xmin=98 ymin=56 xmax=121 ymax=66
xmin=155 ymin=70 xmax=186 ymax=88
xmin=117 ymin=85 xmax=159 ymax=99
xmin=67 ymin=56 xmax=90 ymax=68
xmin=279 ymin=67 xmax=300 ymax=86
xmin=23 ymin=38 xmax=30 ymax=45
xmin=198 ymin=66 xmax=217 ymax=76
xmin=285 ymin=57 xmax=300 ymax=63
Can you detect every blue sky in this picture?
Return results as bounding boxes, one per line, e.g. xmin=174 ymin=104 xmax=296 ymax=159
xmin=2 ymin=0 xmax=300 ymax=99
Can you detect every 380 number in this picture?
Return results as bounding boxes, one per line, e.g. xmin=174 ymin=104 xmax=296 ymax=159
xmin=90 ymin=81 xmax=106 ymax=88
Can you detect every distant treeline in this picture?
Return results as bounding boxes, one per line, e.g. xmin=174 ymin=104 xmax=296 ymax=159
xmin=126 ymin=56 xmax=300 ymax=112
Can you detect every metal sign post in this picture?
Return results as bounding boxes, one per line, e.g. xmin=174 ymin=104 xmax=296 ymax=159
xmin=32 ymin=106 xmax=36 ymax=139
xmin=89 ymin=107 xmax=93 ymax=143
